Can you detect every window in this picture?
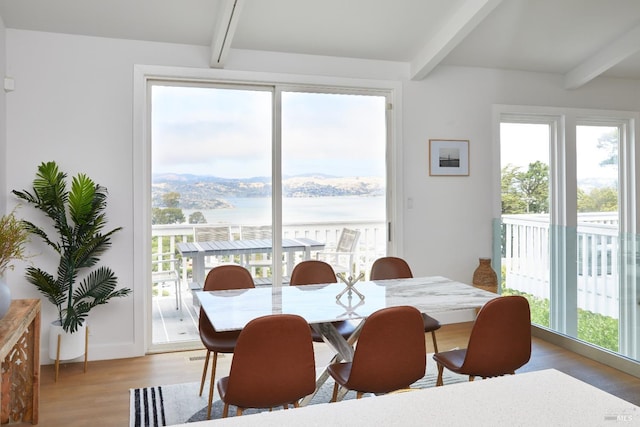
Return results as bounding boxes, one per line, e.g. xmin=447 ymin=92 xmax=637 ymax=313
xmin=142 ymin=75 xmax=394 ymax=351
xmin=496 ymin=106 xmax=639 ymax=362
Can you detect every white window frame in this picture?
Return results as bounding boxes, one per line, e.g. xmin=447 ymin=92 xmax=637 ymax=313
xmin=133 ymin=65 xmax=402 ymax=353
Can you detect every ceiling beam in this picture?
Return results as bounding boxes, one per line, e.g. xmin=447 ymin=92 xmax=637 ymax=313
xmin=409 ymin=0 xmax=503 ymax=81
xmin=209 ymin=0 xmax=244 ymax=68
xmin=564 ymin=24 xmax=640 ymax=90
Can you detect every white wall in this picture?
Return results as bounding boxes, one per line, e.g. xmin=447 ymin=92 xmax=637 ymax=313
xmin=4 ymin=29 xmax=640 ymax=361
xmin=401 ymin=66 xmax=640 ymax=282
xmin=0 ymin=17 xmax=6 ymax=214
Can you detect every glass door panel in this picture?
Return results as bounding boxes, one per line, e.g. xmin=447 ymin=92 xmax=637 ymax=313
xmin=150 ymin=83 xmax=272 ymax=348
xmin=281 ymin=91 xmax=387 ymax=281
xmin=500 ymin=122 xmax=551 ymax=327
xmin=575 ymin=125 xmax=620 ymax=352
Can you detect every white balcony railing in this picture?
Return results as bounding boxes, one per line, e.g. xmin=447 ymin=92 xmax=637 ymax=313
xmin=502 ymin=213 xmax=620 ymax=318
xmin=152 ymin=221 xmax=387 ymax=284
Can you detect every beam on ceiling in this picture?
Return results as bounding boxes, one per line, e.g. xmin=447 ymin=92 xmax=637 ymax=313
xmin=564 ymin=24 xmax=640 ymax=90
xmin=210 ymin=0 xmax=244 ymax=68
xmin=409 ymin=0 xmax=503 ymax=81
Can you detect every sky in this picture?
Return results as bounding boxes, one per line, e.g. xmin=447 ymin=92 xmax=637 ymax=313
xmin=151 ymin=85 xmax=387 ymax=178
xmin=500 ymin=123 xmax=618 ymax=183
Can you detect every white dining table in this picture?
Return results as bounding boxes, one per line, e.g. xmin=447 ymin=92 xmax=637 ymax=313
xmin=174 ymin=369 xmax=640 ymax=427
xmin=196 ymin=276 xmax=498 ymax=404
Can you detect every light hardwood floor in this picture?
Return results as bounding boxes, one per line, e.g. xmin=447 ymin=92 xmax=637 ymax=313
xmin=24 ymin=322 xmax=640 ymax=427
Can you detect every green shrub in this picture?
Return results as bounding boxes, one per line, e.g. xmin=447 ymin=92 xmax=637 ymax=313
xmin=502 ymin=288 xmax=618 ymax=352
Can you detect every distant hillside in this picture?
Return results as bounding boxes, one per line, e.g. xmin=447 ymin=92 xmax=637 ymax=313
xmin=152 ymin=173 xmax=384 ymax=209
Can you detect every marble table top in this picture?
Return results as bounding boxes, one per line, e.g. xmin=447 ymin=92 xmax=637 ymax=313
xmin=196 ymin=276 xmax=498 ymax=331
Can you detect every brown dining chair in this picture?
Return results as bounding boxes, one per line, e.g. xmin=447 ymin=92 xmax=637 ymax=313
xmin=370 ymin=256 xmax=442 ymax=352
xmin=289 ymin=260 xmax=357 ymax=342
xmin=198 ymin=264 xmax=255 ymax=419
xmin=433 ymin=295 xmax=531 ymax=386
xmin=217 ymin=314 xmax=316 ymax=417
xmin=327 ymin=305 xmax=426 ymax=400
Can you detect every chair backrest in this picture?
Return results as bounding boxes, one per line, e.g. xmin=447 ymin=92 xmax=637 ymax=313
xmin=336 ymin=228 xmax=360 ymax=253
xmin=347 ymin=306 xmax=426 ymax=393
xmin=199 ymin=265 xmax=255 ymax=333
xmin=462 ymin=295 xmax=531 ymax=377
xmin=223 ymin=314 xmax=316 ymax=408
xmin=289 ymin=260 xmax=337 ymax=286
xmin=240 ymin=225 xmax=272 ymax=240
xmin=370 ymin=257 xmax=413 ymax=280
xmin=195 ymin=226 xmax=231 ymax=242
xmin=203 ymin=264 xmax=255 ymax=291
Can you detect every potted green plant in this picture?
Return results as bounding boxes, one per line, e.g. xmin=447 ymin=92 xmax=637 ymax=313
xmin=0 ymin=209 xmax=30 ymax=319
xmin=13 ymin=161 xmax=131 ymax=360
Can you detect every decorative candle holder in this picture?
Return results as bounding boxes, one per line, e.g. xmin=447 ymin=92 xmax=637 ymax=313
xmin=335 ymin=272 xmax=365 ymax=301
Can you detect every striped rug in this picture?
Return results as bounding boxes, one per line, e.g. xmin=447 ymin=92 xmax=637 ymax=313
xmin=130 ymin=363 xmax=467 ymax=426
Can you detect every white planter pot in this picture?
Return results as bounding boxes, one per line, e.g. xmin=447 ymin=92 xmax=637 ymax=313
xmin=49 ymin=320 xmax=87 ymax=361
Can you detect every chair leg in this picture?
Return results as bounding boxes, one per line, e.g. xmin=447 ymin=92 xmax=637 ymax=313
xmin=469 ymin=375 xmax=475 ymax=382
xmin=199 ymin=350 xmax=211 ymax=396
xmin=436 ymin=363 xmax=444 ymax=386
xmin=356 ymin=391 xmax=364 ymax=399
xmin=331 ymin=383 xmax=340 ymax=402
xmin=430 ymin=331 xmax=439 ymax=353
xmin=293 ymin=401 xmax=299 ymax=409
xmin=237 ymin=407 xmax=244 ymax=416
xmin=222 ymin=403 xmax=229 ymax=418
xmin=206 ymin=352 xmax=219 ymax=420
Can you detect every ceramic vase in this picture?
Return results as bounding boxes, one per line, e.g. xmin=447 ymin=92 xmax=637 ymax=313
xmin=472 ymin=258 xmax=498 ymax=293
xmin=0 ymin=277 xmax=11 ymax=320
xmin=49 ymin=320 xmax=87 ymax=361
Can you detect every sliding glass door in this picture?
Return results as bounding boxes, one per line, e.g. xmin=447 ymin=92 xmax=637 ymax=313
xmin=148 ymin=81 xmax=390 ymax=350
xmin=281 ymin=90 xmax=387 ymax=279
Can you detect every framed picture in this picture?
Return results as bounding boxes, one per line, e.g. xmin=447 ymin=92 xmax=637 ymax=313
xmin=429 ymin=139 xmax=469 ymax=176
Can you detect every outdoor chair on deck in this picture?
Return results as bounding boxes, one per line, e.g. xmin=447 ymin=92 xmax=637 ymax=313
xmin=316 ymin=228 xmax=361 ymax=275
xmin=240 ymin=225 xmax=273 ymax=279
xmin=151 ymin=252 xmax=182 ymax=311
xmin=198 ymin=264 xmax=255 ymax=419
xmin=195 ymin=226 xmax=232 ymax=271
xmin=217 ymin=314 xmax=316 ymax=417
xmin=432 ymin=295 xmax=531 ymax=386
xmin=370 ymin=256 xmax=442 ymax=352
xmin=327 ymin=305 xmax=426 ymax=401
xmin=289 ymin=260 xmax=357 ymax=343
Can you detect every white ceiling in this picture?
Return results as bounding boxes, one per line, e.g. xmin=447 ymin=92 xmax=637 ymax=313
xmin=1 ymin=0 xmax=640 ymax=88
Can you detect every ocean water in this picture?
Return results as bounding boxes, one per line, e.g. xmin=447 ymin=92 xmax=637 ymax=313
xmin=183 ymin=196 xmax=385 ymax=225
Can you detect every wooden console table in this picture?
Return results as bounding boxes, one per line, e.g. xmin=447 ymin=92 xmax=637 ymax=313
xmin=0 ymin=299 xmax=40 ymax=425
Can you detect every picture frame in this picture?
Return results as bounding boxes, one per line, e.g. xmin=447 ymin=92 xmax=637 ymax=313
xmin=429 ymin=139 xmax=469 ymax=176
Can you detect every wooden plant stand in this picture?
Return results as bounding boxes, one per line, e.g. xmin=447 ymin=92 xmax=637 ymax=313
xmin=54 ymin=325 xmax=89 ymax=383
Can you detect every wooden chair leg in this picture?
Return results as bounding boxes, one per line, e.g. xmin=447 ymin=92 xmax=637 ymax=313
xmin=222 ymin=403 xmax=229 ymax=418
xmin=469 ymin=375 xmax=475 ymax=382
xmin=206 ymin=352 xmax=219 ymax=420
xmin=237 ymin=407 xmax=244 ymax=416
xmin=293 ymin=401 xmax=299 ymax=408
xmin=430 ymin=331 xmax=439 ymax=353
xmin=356 ymin=391 xmax=364 ymax=399
xmin=199 ymin=350 xmax=211 ymax=396
xmin=331 ymin=383 xmax=340 ymax=402
xmin=436 ymin=363 xmax=444 ymax=386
